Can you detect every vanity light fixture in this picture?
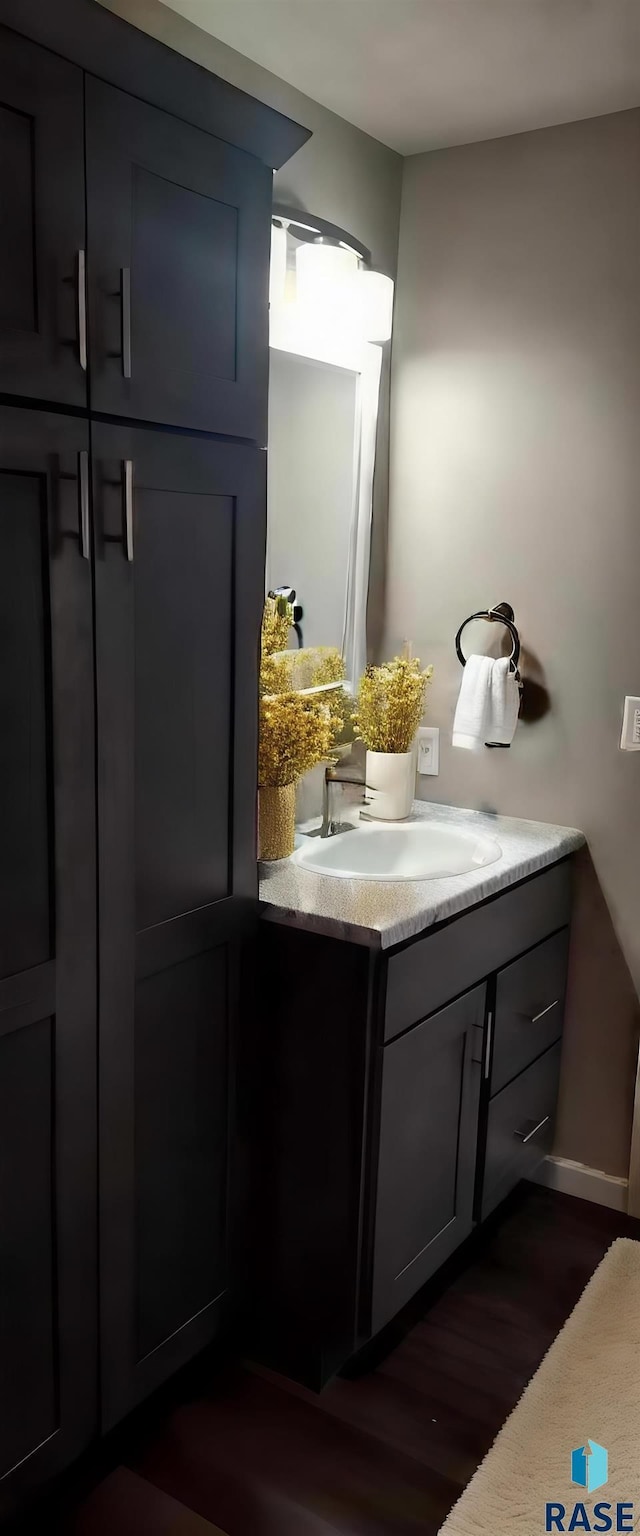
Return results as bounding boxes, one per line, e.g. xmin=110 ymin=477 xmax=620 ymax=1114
xmin=295 ymin=239 xmax=359 ymax=304
xmin=271 ymin=205 xmax=395 ymax=351
xmin=295 ymin=239 xmax=360 ymax=338
xmin=356 ymin=267 xmax=394 ymax=343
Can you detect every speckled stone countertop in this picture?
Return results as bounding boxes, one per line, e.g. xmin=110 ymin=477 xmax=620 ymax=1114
xmin=259 ymin=800 xmax=584 ymax=950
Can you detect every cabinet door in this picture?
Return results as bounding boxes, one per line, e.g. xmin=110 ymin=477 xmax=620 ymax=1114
xmin=0 ymin=406 xmax=97 ymax=1518
xmin=92 ymin=422 xmax=265 ymax=1428
xmin=0 ymin=27 xmax=86 ymax=407
xmin=371 ymin=987 xmax=485 ymax=1335
xmin=85 ymin=76 xmax=271 ymax=439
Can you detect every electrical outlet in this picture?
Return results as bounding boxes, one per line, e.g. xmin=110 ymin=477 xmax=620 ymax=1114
xmin=417 ymin=726 xmax=439 ymax=775
xmin=620 ymin=697 xmax=640 ymax=752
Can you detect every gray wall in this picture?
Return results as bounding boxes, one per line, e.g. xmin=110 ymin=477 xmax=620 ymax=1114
xmin=386 ymin=108 xmax=640 ymax=1179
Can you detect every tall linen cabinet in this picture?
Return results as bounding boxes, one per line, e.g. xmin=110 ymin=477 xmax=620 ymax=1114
xmin=0 ymin=0 xmax=308 ymax=1515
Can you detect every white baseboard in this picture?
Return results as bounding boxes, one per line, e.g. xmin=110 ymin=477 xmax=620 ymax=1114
xmin=531 ymin=1155 xmax=629 ymax=1212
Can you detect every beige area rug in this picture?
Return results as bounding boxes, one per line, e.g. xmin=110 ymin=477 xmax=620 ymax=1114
xmin=440 ymin=1238 xmax=640 ymax=1535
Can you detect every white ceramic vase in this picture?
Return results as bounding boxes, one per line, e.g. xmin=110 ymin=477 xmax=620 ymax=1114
xmin=365 ymin=748 xmax=415 ymax=821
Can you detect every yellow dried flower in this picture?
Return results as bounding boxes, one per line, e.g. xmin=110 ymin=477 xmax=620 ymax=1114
xmin=261 ymin=645 xmax=346 ymax=693
xmin=258 ymin=612 xmax=345 ymax=785
xmin=354 ymin=656 xmax=434 ymax=754
xmin=307 ymin=648 xmax=346 ymax=688
xmin=261 ymin=595 xmax=293 ymax=657
xmin=259 ymin=652 xmax=291 ymax=697
xmin=258 ymin=691 xmax=341 ymax=788
xmin=331 ymin=686 xmax=357 ymax=745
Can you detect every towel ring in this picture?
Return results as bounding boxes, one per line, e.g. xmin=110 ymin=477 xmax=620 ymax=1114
xmin=455 ymin=603 xmax=521 ymax=678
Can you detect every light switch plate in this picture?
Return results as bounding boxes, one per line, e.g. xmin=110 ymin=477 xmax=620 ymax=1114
xmin=620 ymin=697 xmax=640 ymax=751
xmin=417 ymin=726 xmax=439 ymax=775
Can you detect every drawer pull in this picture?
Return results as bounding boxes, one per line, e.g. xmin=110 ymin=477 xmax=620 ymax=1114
xmin=123 ymin=459 xmax=134 ymax=562
xmin=77 ymin=249 xmax=87 ymax=371
xmin=484 ymin=1009 xmax=493 ymax=1079
xmin=529 ymin=999 xmax=559 ymax=1025
xmin=514 ymin=1114 xmax=549 ymax=1144
xmin=78 ymin=450 xmax=90 ymax=559
xmin=121 ymin=267 xmax=132 ymax=379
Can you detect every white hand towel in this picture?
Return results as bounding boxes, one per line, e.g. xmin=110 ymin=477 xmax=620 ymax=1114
xmin=486 ymin=655 xmax=520 ymax=747
xmin=452 ymin=654 xmax=494 ymax=750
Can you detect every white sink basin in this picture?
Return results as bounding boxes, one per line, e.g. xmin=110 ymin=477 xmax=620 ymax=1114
xmin=291 ymin=819 xmax=502 ymax=882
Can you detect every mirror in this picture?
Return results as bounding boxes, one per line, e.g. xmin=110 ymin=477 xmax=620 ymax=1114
xmin=267 ymin=210 xmax=390 ymax=687
xmin=267 ymin=350 xmax=358 ymax=654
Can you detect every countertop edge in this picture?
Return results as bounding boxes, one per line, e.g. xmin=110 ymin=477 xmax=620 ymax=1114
xmin=259 ymin=899 xmax=385 ymax=948
xmin=259 ymin=827 xmax=585 ymax=951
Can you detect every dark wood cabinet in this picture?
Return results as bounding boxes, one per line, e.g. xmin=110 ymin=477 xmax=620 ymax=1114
xmin=371 ymin=987 xmax=484 ymax=1334
xmin=252 ymin=863 xmax=573 ymax=1390
xmin=85 ymin=77 xmax=272 ymax=439
xmin=0 ymin=0 xmax=306 ymax=429
xmin=0 ymin=27 xmax=87 ymax=407
xmin=0 ymin=405 xmax=97 ymax=1517
xmin=92 ymin=423 xmax=265 ymax=1426
xmin=0 ymin=0 xmax=307 ymax=1513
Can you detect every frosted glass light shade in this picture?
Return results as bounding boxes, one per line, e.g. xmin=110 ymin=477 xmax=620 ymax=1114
xmin=270 ymin=231 xmax=393 ymax=359
xmin=269 ymin=222 xmax=287 ymax=310
xmin=295 ymin=241 xmax=359 ymax=330
xmin=356 ymin=268 xmax=394 ymax=342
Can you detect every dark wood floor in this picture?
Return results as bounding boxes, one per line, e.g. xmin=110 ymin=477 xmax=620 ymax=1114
xmin=28 ymin=1184 xmax=640 ymax=1534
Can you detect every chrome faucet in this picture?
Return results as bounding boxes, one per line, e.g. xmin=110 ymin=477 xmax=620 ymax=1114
xmin=321 ymin=743 xmax=367 ymax=838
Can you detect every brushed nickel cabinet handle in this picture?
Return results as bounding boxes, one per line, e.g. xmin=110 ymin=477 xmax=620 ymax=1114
xmin=484 ymin=1009 xmax=493 ymax=1080
xmin=77 ymin=249 xmax=87 ymax=371
xmin=514 ymin=1114 xmax=549 ymax=1144
xmin=78 ymin=450 xmax=90 ymax=559
xmin=121 ymin=267 xmax=132 ymax=379
xmin=123 ymin=459 xmax=134 ymax=561
xmin=530 ymin=999 xmax=559 ymax=1025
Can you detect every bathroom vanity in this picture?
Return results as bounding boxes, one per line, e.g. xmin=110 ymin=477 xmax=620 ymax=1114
xmin=248 ymin=805 xmax=583 ymax=1388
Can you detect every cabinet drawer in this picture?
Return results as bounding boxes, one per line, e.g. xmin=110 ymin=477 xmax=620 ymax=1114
xmin=385 ymin=861 xmax=571 ymax=1042
xmin=492 ymin=929 xmax=569 ymax=1095
xmin=481 ymin=1042 xmax=561 ymax=1220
